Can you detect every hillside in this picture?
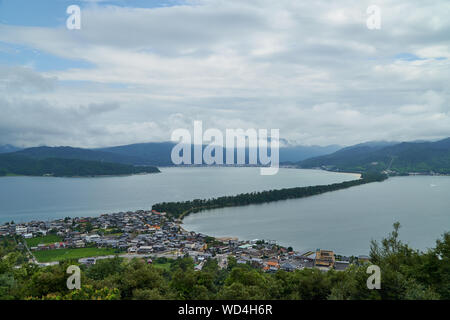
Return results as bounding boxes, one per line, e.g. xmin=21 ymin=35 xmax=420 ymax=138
xmin=5 ymin=139 xmax=449 ymax=173
xmin=298 ymin=138 xmax=450 ymax=174
xmin=279 ymin=144 xmax=341 ymax=162
xmin=2 ymin=142 xmax=342 ymax=167
xmin=0 ymin=145 xmax=22 ymax=154
xmin=97 ymin=142 xmax=176 ymax=166
xmin=0 ymin=153 xmax=160 ymax=177
xmin=14 ymin=146 xmax=151 ymax=166
xmin=100 ymin=142 xmax=342 ymax=165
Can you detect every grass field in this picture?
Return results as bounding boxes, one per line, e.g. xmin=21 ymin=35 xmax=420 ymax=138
xmin=152 ymin=262 xmax=171 ymax=271
xmin=25 ymin=234 xmax=62 ymax=247
xmin=33 ymin=247 xmax=117 ymax=262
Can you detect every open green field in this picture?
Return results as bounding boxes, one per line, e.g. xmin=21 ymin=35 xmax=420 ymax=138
xmin=33 ymin=247 xmax=117 ymax=263
xmin=25 ymin=234 xmax=62 ymax=247
xmin=150 ymin=257 xmax=173 ymax=271
xmin=152 ymin=261 xmax=171 ymax=271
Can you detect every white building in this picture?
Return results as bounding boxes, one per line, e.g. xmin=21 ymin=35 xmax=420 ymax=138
xmin=15 ymin=226 xmax=27 ymax=234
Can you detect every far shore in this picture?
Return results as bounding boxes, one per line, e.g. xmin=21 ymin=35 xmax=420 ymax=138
xmin=0 ymin=171 xmax=161 ymax=179
xmin=3 ymin=164 xmax=450 ymax=178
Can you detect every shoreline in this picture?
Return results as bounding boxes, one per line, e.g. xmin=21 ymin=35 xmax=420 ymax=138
xmin=0 ymin=171 xmax=161 ymax=179
xmin=5 ymin=208 xmax=355 ymax=264
xmin=1 ymin=169 xmax=446 ymax=226
xmin=5 ymin=164 xmax=447 ymax=179
xmin=3 ymin=172 xmax=448 ymax=258
xmin=0 ymin=167 xmax=361 ymax=225
xmin=152 ymin=171 xmax=387 ymax=220
xmin=1 ymin=169 xmax=447 ymax=256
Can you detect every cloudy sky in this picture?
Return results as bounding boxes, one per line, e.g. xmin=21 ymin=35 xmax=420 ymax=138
xmin=0 ymin=0 xmax=449 ymax=148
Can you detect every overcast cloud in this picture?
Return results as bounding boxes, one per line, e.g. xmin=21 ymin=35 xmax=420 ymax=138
xmin=0 ymin=0 xmax=449 ymax=148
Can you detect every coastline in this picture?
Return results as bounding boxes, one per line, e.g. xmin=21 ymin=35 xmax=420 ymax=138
xmin=0 ymin=167 xmax=360 ymax=225
xmin=291 ymin=166 xmax=450 ymax=177
xmin=152 ymin=171 xmax=386 ymax=221
xmin=0 ymin=171 xmax=161 ymax=179
xmin=3 ymin=172 xmax=449 ymax=259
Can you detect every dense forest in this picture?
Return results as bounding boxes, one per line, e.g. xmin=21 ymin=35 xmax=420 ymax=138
xmin=152 ymin=172 xmax=387 ymax=219
xmin=0 ymin=223 xmax=448 ymax=300
xmin=0 ymin=153 xmax=160 ymax=177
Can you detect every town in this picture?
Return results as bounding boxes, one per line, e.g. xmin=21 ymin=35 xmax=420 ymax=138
xmin=0 ymin=210 xmax=369 ymax=272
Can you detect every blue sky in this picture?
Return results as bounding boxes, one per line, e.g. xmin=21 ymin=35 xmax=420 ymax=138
xmin=0 ymin=0 xmax=185 ymax=71
xmin=0 ymin=41 xmax=94 ymax=71
xmin=0 ymin=0 xmax=183 ymax=27
xmin=1 ymin=0 xmax=442 ymax=73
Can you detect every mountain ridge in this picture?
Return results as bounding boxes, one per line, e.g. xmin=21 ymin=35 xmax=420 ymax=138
xmin=298 ymin=137 xmax=450 ymax=174
xmin=0 ymin=153 xmax=160 ymax=177
xmin=2 ymin=142 xmax=344 ymax=166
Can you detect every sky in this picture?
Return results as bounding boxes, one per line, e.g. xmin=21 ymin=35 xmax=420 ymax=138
xmin=0 ymin=0 xmax=449 ymax=148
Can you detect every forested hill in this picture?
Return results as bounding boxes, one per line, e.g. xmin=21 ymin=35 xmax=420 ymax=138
xmin=97 ymin=142 xmax=176 ymax=166
xmin=14 ymin=146 xmax=152 ymax=166
xmin=0 ymin=145 xmax=22 ymax=154
xmin=298 ymin=138 xmax=450 ymax=174
xmin=6 ymin=143 xmax=342 ymax=166
xmin=99 ymin=142 xmax=342 ymax=164
xmin=0 ymin=153 xmax=160 ymax=177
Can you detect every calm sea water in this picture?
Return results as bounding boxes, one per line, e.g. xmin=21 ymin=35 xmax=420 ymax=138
xmin=2 ymin=168 xmax=447 ymax=256
xmin=0 ymin=167 xmax=356 ymax=224
xmin=183 ymin=176 xmax=450 ymax=255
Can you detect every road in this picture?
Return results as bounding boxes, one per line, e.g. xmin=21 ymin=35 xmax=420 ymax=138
xmin=22 ymin=240 xmax=38 ymax=264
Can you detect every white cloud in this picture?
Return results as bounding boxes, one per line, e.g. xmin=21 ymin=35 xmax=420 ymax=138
xmin=0 ymin=0 xmax=449 ymax=147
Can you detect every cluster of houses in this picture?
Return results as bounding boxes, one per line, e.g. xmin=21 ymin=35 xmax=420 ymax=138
xmin=0 ymin=210 xmax=369 ymax=272
xmin=228 ymin=245 xmax=356 ymax=272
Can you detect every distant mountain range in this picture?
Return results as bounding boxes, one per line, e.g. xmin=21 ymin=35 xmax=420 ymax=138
xmin=0 ymin=141 xmax=340 ymax=177
xmin=0 ymin=153 xmax=160 ymax=177
xmin=97 ymin=142 xmax=177 ymax=166
xmin=1 ymin=142 xmax=343 ymax=166
xmin=279 ymin=144 xmax=341 ymax=163
xmin=0 ymin=145 xmax=22 ymax=154
xmin=14 ymin=146 xmax=152 ymax=166
xmin=2 ymin=138 xmax=450 ymax=176
xmin=99 ymin=142 xmax=342 ymax=165
xmin=298 ymin=138 xmax=450 ymax=174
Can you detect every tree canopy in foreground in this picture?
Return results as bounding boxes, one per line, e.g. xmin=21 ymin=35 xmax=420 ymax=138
xmin=0 ymin=223 xmax=448 ymax=300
